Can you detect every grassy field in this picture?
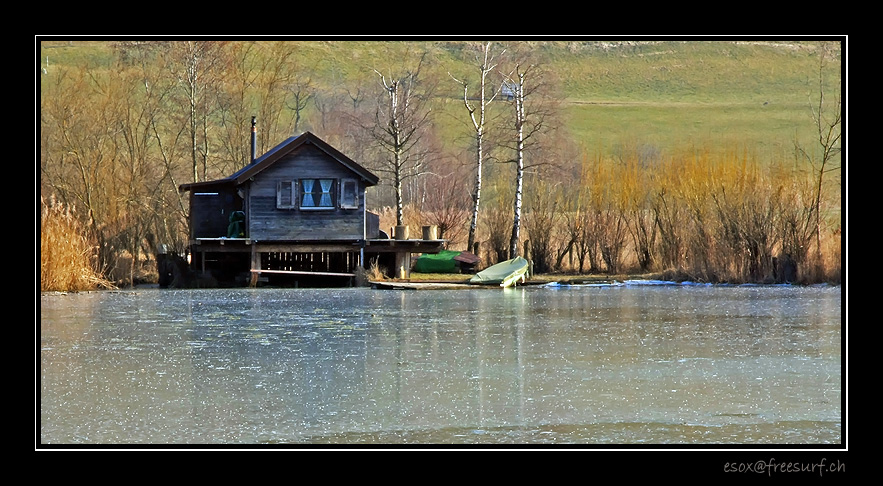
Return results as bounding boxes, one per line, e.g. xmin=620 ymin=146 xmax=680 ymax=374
xmin=39 ymin=38 xmax=840 ymax=158
xmin=544 ymin=40 xmax=837 ymax=158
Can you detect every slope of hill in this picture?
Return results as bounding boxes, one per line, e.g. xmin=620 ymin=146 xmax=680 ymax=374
xmin=39 ymin=38 xmax=840 ymax=158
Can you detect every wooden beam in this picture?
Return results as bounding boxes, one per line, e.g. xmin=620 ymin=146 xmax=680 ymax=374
xmin=256 ymin=243 xmax=358 ymax=253
xmin=250 ymin=269 xmax=355 ymax=277
xmin=363 ymin=240 xmax=448 ymax=254
xmin=191 ymin=238 xmax=448 ymax=254
xmin=191 ymin=238 xmax=447 ymax=253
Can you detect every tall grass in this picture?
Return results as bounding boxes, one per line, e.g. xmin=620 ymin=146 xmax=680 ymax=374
xmin=40 ymin=196 xmax=115 ymax=291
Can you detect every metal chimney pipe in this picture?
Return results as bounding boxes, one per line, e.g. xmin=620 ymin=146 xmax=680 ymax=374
xmin=251 ymin=116 xmax=257 ymax=164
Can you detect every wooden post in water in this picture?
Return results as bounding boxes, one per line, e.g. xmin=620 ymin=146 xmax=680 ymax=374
xmin=524 ymin=239 xmax=533 ymax=277
xmin=249 ymin=243 xmax=260 ymax=287
xmin=393 ymin=225 xmax=411 ymax=278
xmin=395 ymin=251 xmax=411 ymax=279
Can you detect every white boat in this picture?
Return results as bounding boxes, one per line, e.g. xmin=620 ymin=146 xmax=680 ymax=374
xmin=469 ymin=257 xmax=529 ymax=288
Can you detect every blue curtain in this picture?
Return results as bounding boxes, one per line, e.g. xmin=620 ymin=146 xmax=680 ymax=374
xmin=302 ymin=179 xmax=315 ymax=207
xmin=320 ymin=179 xmax=333 ymax=207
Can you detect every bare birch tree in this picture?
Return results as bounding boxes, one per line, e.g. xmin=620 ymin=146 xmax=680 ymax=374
xmin=366 ymin=51 xmax=435 ymax=226
xmin=501 ymin=59 xmax=553 ymax=260
xmin=449 ymin=42 xmax=505 ymax=252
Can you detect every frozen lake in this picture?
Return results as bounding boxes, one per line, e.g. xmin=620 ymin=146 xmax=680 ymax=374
xmin=39 ymin=283 xmax=842 ymax=447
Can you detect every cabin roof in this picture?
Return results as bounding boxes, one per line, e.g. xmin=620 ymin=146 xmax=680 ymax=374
xmin=179 ymin=131 xmax=379 ymax=192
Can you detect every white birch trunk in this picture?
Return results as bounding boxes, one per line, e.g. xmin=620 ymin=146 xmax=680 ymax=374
xmin=509 ymin=71 xmax=526 ymax=259
xmin=461 ymin=42 xmax=499 ymax=253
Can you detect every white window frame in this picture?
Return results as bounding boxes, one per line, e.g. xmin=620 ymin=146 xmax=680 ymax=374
xmin=299 ymin=178 xmax=336 ymax=211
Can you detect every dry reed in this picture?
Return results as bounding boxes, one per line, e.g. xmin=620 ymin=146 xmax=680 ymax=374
xmin=40 ymin=196 xmax=116 ymax=291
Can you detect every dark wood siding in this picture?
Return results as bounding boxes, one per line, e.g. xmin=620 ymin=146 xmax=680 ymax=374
xmin=190 ymin=188 xmax=242 ymax=239
xmin=248 ymin=144 xmax=367 ymax=241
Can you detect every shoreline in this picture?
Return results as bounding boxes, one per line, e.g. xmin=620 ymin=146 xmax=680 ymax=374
xmin=42 ymin=272 xmax=842 ymax=293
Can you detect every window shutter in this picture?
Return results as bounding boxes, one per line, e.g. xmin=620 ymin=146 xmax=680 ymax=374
xmin=277 ymin=180 xmax=294 ymax=208
xmin=340 ymin=179 xmax=358 ymax=209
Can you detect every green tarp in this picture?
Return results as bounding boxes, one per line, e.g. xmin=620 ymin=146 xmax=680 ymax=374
xmin=227 ymin=211 xmax=246 ymax=238
xmin=414 ymin=250 xmax=462 ymax=273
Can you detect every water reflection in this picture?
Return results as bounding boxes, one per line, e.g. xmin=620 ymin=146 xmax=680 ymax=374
xmin=40 ymin=285 xmax=842 ymax=445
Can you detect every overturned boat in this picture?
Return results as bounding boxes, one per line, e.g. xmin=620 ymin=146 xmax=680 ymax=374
xmin=469 ymin=257 xmax=529 ymax=288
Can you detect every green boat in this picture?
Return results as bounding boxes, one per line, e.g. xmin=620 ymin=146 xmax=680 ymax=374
xmin=414 ymin=250 xmax=480 ymax=274
xmin=469 ymin=256 xmax=529 ymax=288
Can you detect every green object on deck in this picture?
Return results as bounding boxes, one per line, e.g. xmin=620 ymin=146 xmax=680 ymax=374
xmin=414 ymin=250 xmax=462 ymax=273
xmin=227 ymin=211 xmax=246 ymax=238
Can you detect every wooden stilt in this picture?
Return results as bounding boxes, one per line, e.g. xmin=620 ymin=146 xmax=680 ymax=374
xmin=249 ymin=243 xmax=260 ymax=287
xmin=395 ymin=251 xmax=411 ymax=279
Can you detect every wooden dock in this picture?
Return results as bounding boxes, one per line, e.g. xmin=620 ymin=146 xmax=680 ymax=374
xmin=369 ymin=280 xmax=474 ymax=290
xmin=369 ymin=279 xmax=547 ymax=290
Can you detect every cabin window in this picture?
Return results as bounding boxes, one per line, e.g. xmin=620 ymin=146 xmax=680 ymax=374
xmin=339 ymin=179 xmax=358 ymax=209
xmin=276 ymin=181 xmax=296 ymax=209
xmin=300 ymin=178 xmax=335 ymax=210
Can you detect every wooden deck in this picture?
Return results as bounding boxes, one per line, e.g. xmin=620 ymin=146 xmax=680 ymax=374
xmin=369 ymin=279 xmax=547 ymax=290
xmin=188 ymin=237 xmax=449 ymax=285
xmin=191 ymin=237 xmax=446 ymax=253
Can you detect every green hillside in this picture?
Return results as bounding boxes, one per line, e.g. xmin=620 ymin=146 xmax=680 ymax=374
xmin=39 ymin=38 xmax=841 ymax=158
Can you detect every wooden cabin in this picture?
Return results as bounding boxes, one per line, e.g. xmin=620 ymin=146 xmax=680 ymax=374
xmin=177 ymin=131 xmax=445 ymax=287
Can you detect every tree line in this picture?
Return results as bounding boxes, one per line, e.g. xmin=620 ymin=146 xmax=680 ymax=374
xmin=39 ymin=40 xmax=841 ymax=289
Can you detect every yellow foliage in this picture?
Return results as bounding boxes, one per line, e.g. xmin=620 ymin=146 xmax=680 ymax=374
xmin=552 ymin=143 xmax=840 ymax=282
